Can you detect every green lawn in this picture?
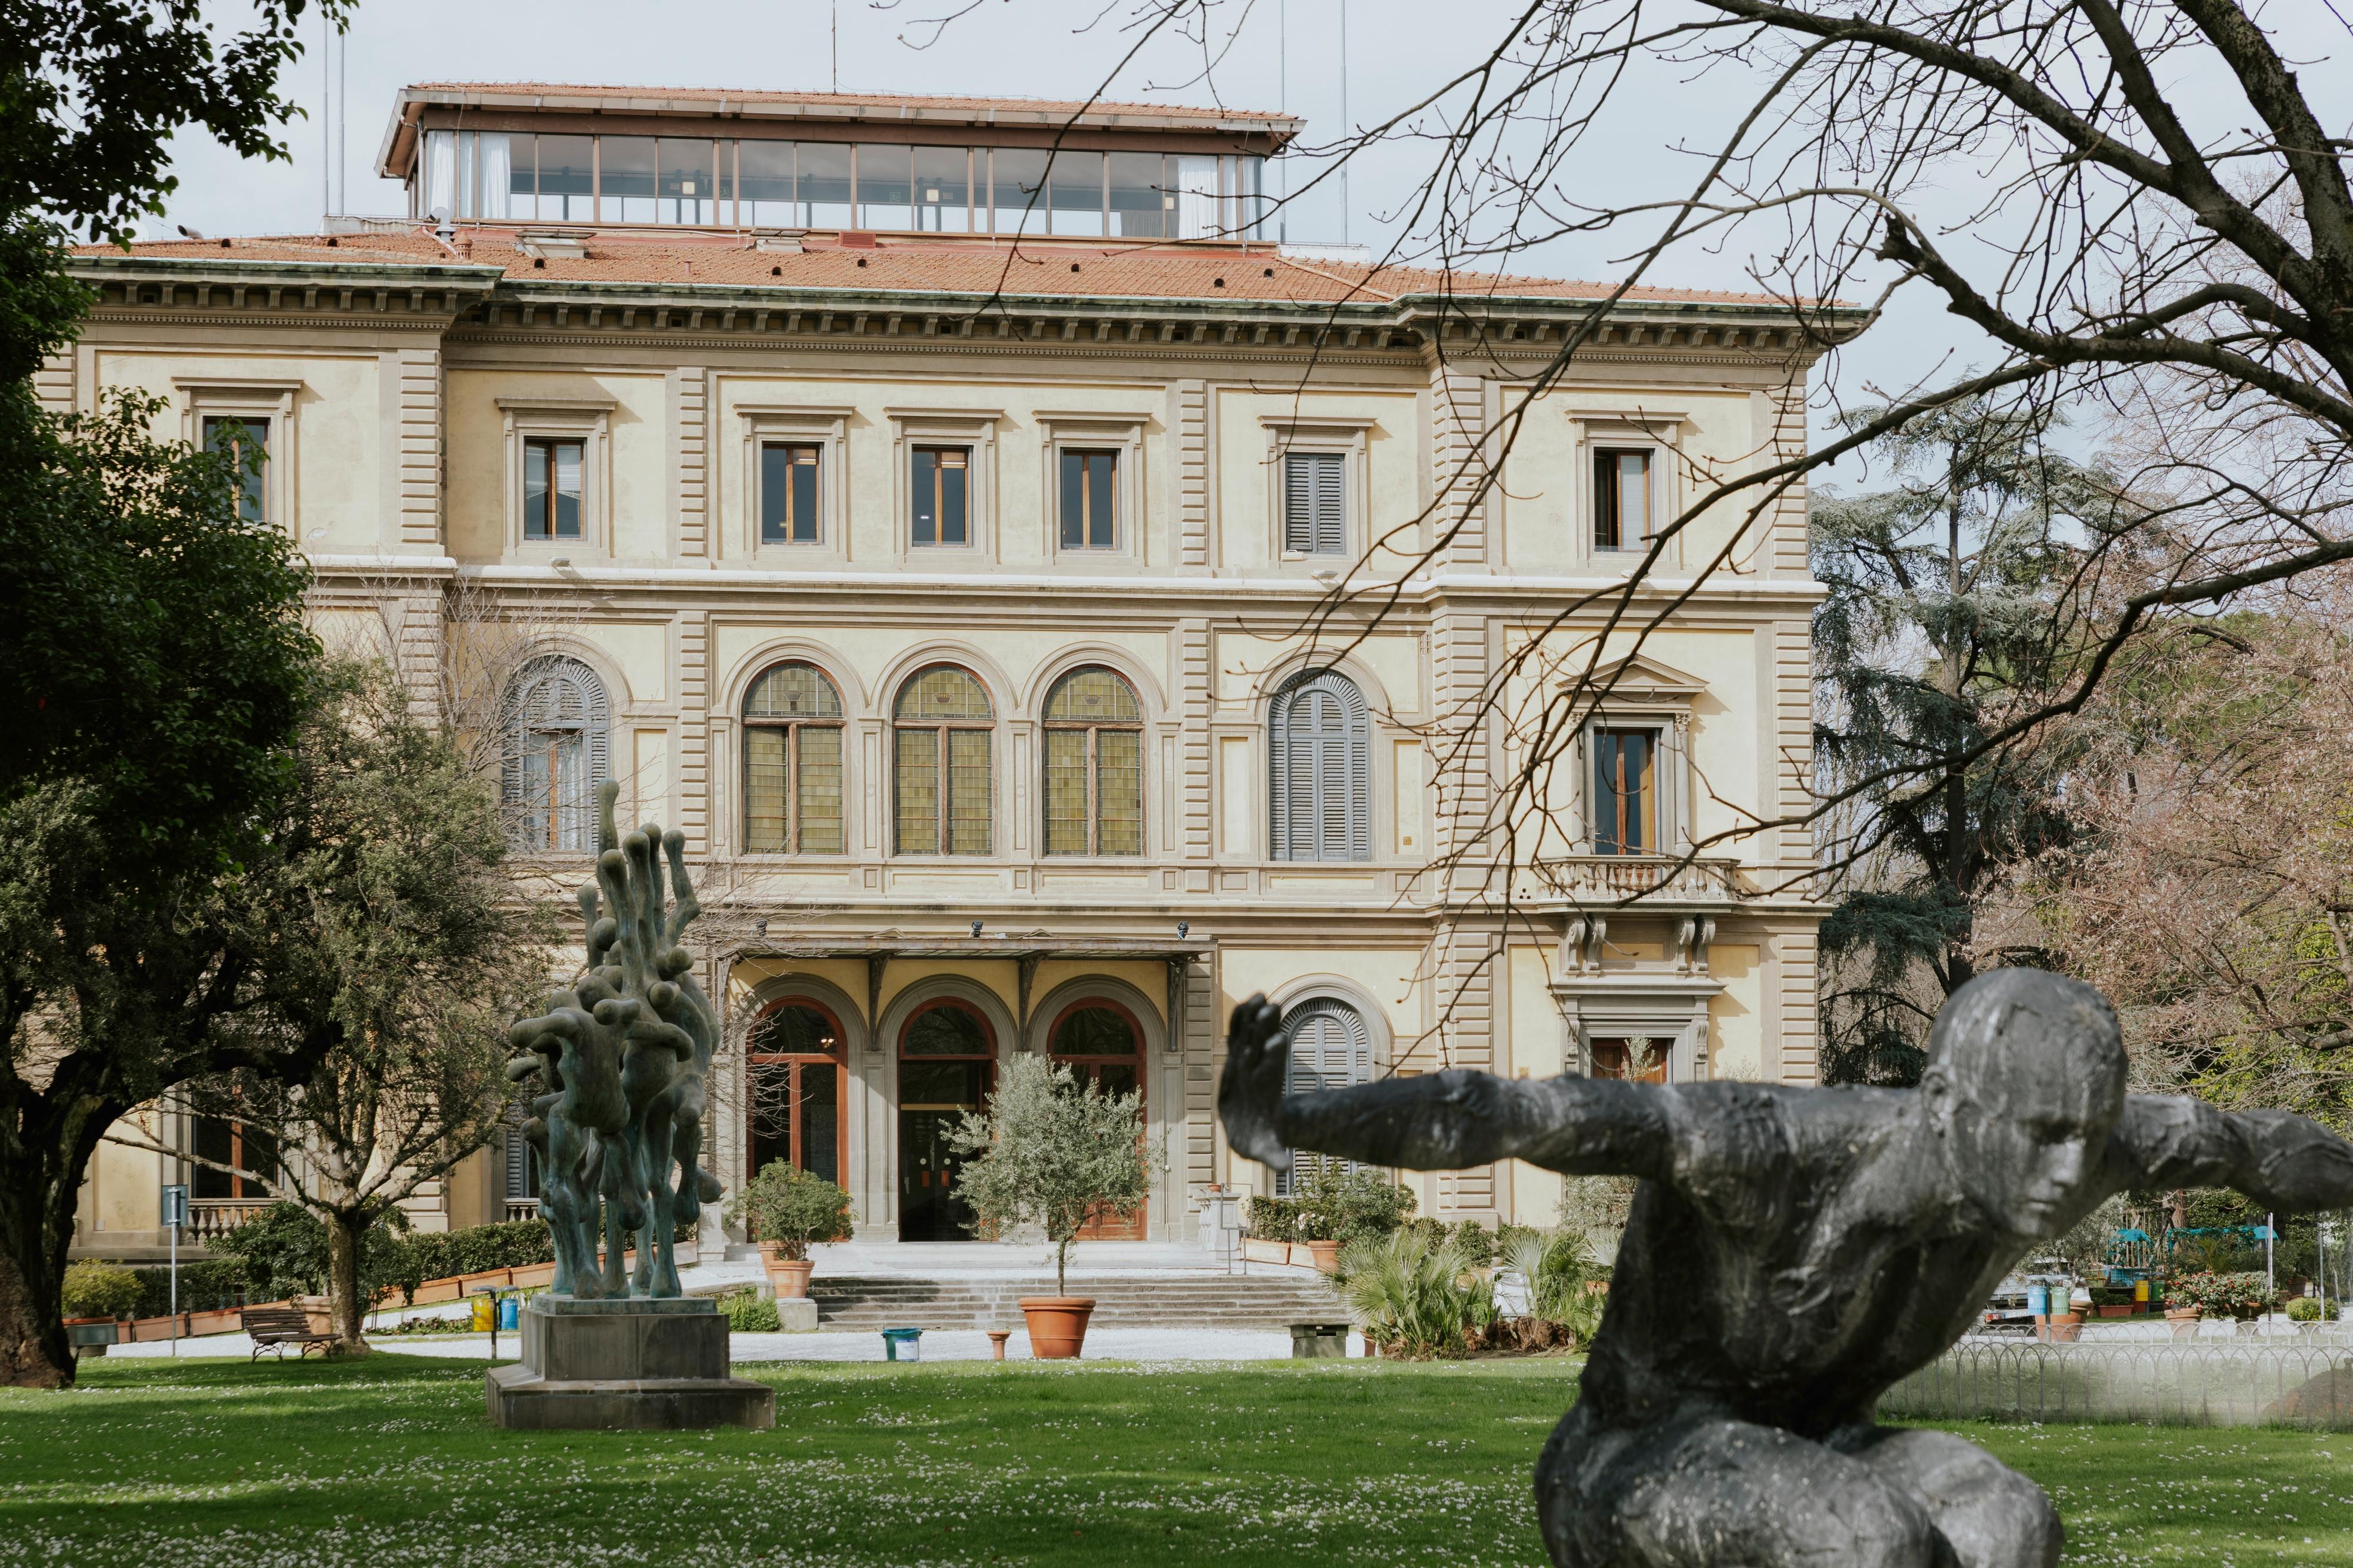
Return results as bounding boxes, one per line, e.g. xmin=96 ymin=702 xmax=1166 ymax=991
xmin=0 ymin=1355 xmax=2346 ymax=1567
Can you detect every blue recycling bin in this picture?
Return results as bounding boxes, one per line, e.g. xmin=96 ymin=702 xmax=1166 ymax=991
xmin=2026 ymin=1285 xmax=2049 ymax=1316
xmin=881 ymin=1327 xmax=922 ymax=1362
xmin=497 ymin=1296 xmax=519 ymax=1331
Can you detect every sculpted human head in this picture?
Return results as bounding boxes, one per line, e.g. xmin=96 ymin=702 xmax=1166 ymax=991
xmin=1919 ymin=970 xmax=2125 ymax=1237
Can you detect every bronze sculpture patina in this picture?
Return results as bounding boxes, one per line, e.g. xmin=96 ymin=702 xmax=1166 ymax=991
xmin=1221 ymin=969 xmax=2353 ymax=1568
xmin=506 ymin=781 xmax=722 ymax=1299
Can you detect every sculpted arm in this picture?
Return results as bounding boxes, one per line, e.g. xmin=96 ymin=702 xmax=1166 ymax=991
xmin=2111 ymin=1095 xmax=2353 ymax=1213
xmin=1217 ymin=997 xmax=1677 ymax=1180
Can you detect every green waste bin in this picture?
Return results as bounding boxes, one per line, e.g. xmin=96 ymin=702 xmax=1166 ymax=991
xmin=881 ymin=1327 xmax=923 ymax=1362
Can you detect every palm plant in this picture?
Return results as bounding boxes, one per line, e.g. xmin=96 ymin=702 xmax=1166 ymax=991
xmin=1338 ymin=1226 xmax=1495 ymax=1357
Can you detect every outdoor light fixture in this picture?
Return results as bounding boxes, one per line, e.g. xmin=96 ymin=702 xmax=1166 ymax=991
xmin=971 ymin=920 xmax=983 ymax=938
xmin=755 ymin=919 xmax=768 ymax=939
xmin=1178 ymin=920 xmax=1189 ymax=939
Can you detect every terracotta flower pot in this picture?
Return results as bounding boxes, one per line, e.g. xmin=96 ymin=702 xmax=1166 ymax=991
xmin=2039 ymin=1312 xmax=2084 ymax=1343
xmin=1302 ymin=1240 xmax=1342 ymax=1275
xmin=760 ymin=1242 xmax=815 ymax=1299
xmin=2164 ymin=1306 xmax=2202 ymax=1340
xmin=1019 ymin=1296 xmax=1095 ymax=1359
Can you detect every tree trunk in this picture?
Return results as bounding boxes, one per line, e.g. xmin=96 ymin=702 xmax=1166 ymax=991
xmin=324 ymin=1210 xmax=374 ymax=1356
xmin=0 ymin=1180 xmax=72 ymax=1389
xmin=0 ymin=1097 xmax=112 ymax=1389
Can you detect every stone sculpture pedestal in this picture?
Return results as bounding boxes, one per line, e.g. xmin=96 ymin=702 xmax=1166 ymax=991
xmin=485 ymin=1296 xmax=775 ymax=1430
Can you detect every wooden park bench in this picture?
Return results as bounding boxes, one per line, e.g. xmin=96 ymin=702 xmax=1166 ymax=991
xmin=242 ymin=1305 xmax=335 ymax=1361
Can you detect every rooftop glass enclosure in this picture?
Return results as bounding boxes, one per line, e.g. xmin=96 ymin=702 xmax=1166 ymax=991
xmin=415 ymin=130 xmax=1268 ymax=241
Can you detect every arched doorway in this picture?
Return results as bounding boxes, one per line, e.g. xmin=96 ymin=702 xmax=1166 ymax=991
xmin=898 ymin=998 xmax=995 ymax=1241
xmin=747 ymin=999 xmax=847 ymax=1188
xmin=1046 ymin=999 xmax=1147 ymax=1239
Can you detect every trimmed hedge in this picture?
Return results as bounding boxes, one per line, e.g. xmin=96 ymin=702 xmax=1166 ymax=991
xmin=379 ymin=1220 xmax=555 ymax=1303
xmin=131 ymin=1260 xmax=249 ymax=1319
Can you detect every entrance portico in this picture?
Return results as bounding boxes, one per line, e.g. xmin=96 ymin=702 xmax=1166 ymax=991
xmin=721 ymin=933 xmax=1215 ymax=1244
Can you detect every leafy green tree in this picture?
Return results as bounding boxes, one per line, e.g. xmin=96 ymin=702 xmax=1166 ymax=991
xmin=0 ymin=0 xmax=351 ymax=1389
xmin=949 ymin=1055 xmax=1159 ymax=1297
xmin=153 ymin=662 xmax=555 ymax=1353
xmin=1811 ymin=398 xmax=2122 ymax=1085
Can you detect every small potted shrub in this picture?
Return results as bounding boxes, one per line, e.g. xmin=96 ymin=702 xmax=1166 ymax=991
xmin=1242 ymin=1196 xmax=1298 ymax=1266
xmin=949 ymin=1054 xmax=1160 ymax=1358
xmin=2087 ymin=1285 xmax=2137 ymax=1319
xmin=61 ymin=1262 xmax=142 ymax=1356
xmin=727 ymin=1162 xmax=854 ymax=1298
xmin=2170 ymin=1269 xmax=2275 ymax=1334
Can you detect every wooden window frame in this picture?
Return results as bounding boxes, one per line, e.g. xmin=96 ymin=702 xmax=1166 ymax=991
xmin=759 ymin=441 xmax=823 ymax=545
xmin=188 ymin=1110 xmax=280 ymax=1201
xmin=176 ymin=378 xmax=301 ymax=538
xmin=1037 ymin=412 xmax=1148 ymax=563
xmin=733 ymin=403 xmax=851 ymax=563
xmin=522 ymin=435 xmax=587 ymax=542
xmin=742 ymin=663 xmax=847 ymax=856
xmin=892 ymin=666 xmax=995 ymax=858
xmin=909 ymin=445 xmax=972 ymax=548
xmin=498 ymin=398 xmax=614 ymax=558
xmin=746 ymin=998 xmax=850 ymax=1186
xmin=1591 ymin=446 xmax=1654 ymax=553
xmin=1041 ymin=669 xmax=1145 ymax=858
xmin=888 ymin=409 xmax=1000 ymax=563
xmin=1591 ymin=726 xmax=1659 ymax=856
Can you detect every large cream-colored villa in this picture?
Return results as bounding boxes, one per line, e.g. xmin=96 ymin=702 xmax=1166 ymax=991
xmin=63 ymin=82 xmax=1837 ymax=1260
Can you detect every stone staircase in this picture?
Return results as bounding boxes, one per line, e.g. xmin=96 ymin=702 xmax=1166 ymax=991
xmin=807 ymin=1270 xmax=1348 ymax=1332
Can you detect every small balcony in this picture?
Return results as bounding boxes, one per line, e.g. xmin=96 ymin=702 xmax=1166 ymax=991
xmin=186 ymin=1200 xmax=272 ymax=1245
xmin=1524 ymin=855 xmax=1751 ymax=904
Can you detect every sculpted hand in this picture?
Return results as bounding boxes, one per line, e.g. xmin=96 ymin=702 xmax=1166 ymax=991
xmin=1219 ymin=995 xmax=1292 ymax=1171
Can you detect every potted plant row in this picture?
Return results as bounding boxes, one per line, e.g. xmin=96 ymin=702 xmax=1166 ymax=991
xmin=727 ymin=1162 xmax=855 ymax=1297
xmin=61 ymin=1262 xmax=144 ymax=1357
xmin=2167 ymin=1270 xmax=2277 ymax=1335
xmin=949 ymin=1055 xmax=1158 ymax=1359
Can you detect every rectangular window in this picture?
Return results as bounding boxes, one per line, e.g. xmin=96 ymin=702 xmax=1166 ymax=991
xmin=598 ymin=136 xmax=656 ymax=223
xmin=536 ymin=135 xmax=595 ymax=222
xmin=991 ymin=148 xmax=1049 ymax=232
xmin=1108 ymin=152 xmax=1169 ymax=238
xmin=739 ymin=140 xmax=794 ymax=226
xmin=799 ymin=142 xmax=853 ymax=228
xmin=191 ymin=1114 xmax=278 ymax=1200
xmin=1282 ymin=451 xmax=1345 ymax=556
xmin=1591 ymin=1037 xmax=1668 ymax=1083
xmin=1593 ymin=728 xmax=1657 ymax=855
xmin=202 ymin=415 xmax=269 ymax=523
xmin=1058 ymin=449 xmax=1118 ymax=550
xmin=524 ymin=438 xmax=585 ymax=541
xmin=1594 ymin=448 xmax=1652 ymax=551
xmin=1048 ymin=149 xmax=1105 ymax=236
xmin=914 ymin=146 xmax=971 ymax=232
xmin=910 ymin=446 xmax=969 ymax=546
xmin=658 ymin=138 xmax=716 ymax=224
xmin=760 ymin=443 xmax=821 ymax=544
xmin=856 ymin=144 xmax=914 ymax=231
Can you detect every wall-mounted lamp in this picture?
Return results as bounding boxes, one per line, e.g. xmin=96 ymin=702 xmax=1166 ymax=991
xmin=971 ymin=920 xmax=984 ymax=939
xmin=1177 ymin=920 xmax=1189 ymax=940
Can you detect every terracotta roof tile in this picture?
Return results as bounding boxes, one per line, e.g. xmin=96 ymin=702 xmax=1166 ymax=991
xmin=76 ymin=232 xmax=1795 ymax=310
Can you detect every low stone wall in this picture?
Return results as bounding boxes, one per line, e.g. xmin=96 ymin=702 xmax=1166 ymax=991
xmin=1881 ymin=1339 xmax=2353 ymax=1429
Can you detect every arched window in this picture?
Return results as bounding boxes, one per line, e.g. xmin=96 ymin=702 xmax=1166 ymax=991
xmin=1275 ymin=997 xmax=1374 ymax=1195
xmin=899 ymin=998 xmax=996 ymax=1240
xmin=748 ymin=999 xmax=848 ymax=1188
xmin=1042 ymin=668 xmax=1144 ymax=856
xmin=893 ymin=666 xmax=993 ymax=856
xmin=502 ymin=656 xmax=609 ymax=852
xmin=1269 ymin=669 xmax=1370 ymax=862
xmin=1048 ymin=999 xmax=1148 ymax=1238
xmin=744 ymin=662 xmax=845 ymax=853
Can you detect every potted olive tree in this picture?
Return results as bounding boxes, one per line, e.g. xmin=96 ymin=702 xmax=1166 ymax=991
xmin=727 ymin=1162 xmax=854 ymax=1298
xmin=950 ymin=1053 xmax=1159 ymax=1358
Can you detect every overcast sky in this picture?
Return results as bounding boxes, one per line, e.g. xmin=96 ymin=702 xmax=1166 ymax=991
xmin=150 ymin=0 xmax=2065 ymax=465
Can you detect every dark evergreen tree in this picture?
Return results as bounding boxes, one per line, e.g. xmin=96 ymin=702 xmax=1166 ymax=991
xmin=1811 ymin=399 xmax=2122 ymax=1086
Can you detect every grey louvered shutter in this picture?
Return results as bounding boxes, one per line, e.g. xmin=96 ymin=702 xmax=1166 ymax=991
xmin=1277 ymin=999 xmax=1374 ymax=1194
xmin=1270 ymin=671 xmax=1371 ymax=862
xmin=503 ymin=1124 xmax=532 ymax=1202
xmin=1284 ymin=452 xmax=1345 ymax=555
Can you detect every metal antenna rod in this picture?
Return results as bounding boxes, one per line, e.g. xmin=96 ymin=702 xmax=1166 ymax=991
xmin=1338 ymin=0 xmax=1349 ymax=247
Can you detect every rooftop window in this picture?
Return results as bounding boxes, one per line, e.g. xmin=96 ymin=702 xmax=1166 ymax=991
xmin=415 ymin=129 xmax=1266 ymax=241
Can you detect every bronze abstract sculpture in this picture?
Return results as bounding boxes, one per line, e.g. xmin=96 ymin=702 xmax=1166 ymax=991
xmin=1221 ymin=968 xmax=2353 ymax=1567
xmin=507 ymin=781 xmax=723 ymax=1299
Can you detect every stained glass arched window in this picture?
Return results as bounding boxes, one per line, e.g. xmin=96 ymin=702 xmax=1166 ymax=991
xmin=1042 ymin=668 xmax=1143 ymax=856
xmin=893 ymin=666 xmax=993 ymax=855
xmin=744 ymin=662 xmax=845 ymax=853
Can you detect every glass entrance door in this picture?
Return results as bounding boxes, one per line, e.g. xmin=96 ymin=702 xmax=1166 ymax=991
xmin=898 ymin=1000 xmax=995 ymax=1241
